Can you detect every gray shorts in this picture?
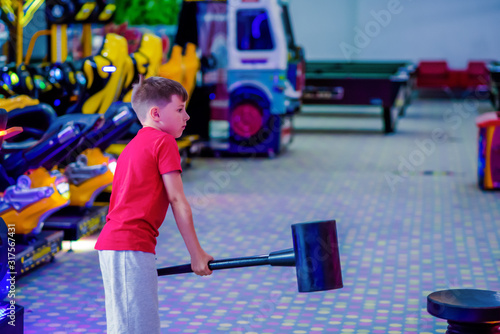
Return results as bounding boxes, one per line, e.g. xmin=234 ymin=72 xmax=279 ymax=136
xmin=98 ymin=250 xmax=160 ymax=334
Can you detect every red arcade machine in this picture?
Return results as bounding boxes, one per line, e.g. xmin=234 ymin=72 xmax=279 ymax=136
xmin=477 ymin=111 xmax=500 ymax=190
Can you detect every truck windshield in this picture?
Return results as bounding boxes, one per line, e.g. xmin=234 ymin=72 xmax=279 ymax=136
xmin=237 ymin=9 xmax=274 ymax=51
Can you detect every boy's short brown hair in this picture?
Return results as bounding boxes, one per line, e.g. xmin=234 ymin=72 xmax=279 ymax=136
xmin=131 ymin=76 xmax=188 ymax=122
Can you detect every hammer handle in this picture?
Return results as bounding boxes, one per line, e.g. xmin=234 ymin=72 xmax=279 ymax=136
xmin=157 ymin=255 xmax=270 ymax=276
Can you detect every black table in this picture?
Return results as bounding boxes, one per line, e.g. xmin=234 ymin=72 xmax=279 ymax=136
xmin=303 ymin=61 xmax=415 ymax=133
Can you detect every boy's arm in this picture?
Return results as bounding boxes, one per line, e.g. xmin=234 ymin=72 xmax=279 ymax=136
xmin=162 ymin=170 xmax=213 ymax=276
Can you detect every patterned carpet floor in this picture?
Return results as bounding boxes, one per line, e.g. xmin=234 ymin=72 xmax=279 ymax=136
xmin=13 ymin=97 xmax=500 ymax=333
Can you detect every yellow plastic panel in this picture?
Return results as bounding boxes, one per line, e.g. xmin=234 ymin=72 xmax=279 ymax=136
xmin=75 ymin=3 xmax=97 ymax=21
xmin=158 ymin=45 xmax=184 ymax=83
xmin=0 ymin=96 xmax=39 ymax=111
xmin=1 ymin=168 xmax=69 ymax=235
xmin=81 ymin=33 xmax=132 ymax=114
xmin=67 ymin=148 xmax=114 ymax=207
xmin=139 ymin=33 xmax=163 ymax=78
xmin=98 ymin=4 xmax=116 ymax=22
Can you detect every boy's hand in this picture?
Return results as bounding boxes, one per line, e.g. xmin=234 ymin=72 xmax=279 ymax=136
xmin=191 ymin=250 xmax=214 ymax=276
xmin=162 ymin=171 xmax=213 ymax=276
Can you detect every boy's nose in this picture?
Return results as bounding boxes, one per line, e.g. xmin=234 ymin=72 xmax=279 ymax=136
xmin=185 ymin=113 xmax=190 ymax=121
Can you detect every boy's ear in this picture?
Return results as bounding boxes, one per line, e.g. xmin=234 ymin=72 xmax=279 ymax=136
xmin=149 ymin=106 xmax=160 ymax=120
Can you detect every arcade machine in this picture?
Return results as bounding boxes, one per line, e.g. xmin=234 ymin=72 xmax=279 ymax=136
xmin=3 ymin=103 xmax=133 ymax=244
xmin=106 ymin=32 xmax=195 ymax=163
xmin=0 ymin=116 xmax=68 ymax=278
xmin=103 ymin=0 xmax=203 ymax=168
xmin=477 ymin=111 xmax=500 ymax=190
xmin=226 ymin=0 xmax=303 ymax=156
xmin=103 ymin=31 xmax=163 ymax=163
xmin=3 ymin=1 xmax=129 ymax=244
xmin=176 ymin=0 xmax=304 ymax=157
xmin=34 ymin=1 xmax=140 ymax=208
xmin=0 ymin=10 xmax=69 ymax=276
xmin=0 ymin=106 xmax=110 ymax=273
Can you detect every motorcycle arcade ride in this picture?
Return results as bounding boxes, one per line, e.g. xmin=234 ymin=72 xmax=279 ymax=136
xmin=41 ymin=105 xmax=135 ymax=242
xmin=0 ymin=107 xmax=69 ymax=276
xmin=38 ymin=29 xmax=136 ymax=238
xmin=2 ymin=98 xmax=134 ymax=257
xmin=2 ymin=91 xmax=133 ymax=248
xmin=3 ymin=3 xmax=135 ymax=246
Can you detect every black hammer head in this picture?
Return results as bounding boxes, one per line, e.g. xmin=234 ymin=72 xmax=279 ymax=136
xmin=291 ymin=220 xmax=343 ymax=293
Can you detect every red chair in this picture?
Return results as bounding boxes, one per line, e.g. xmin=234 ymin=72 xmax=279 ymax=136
xmin=417 ymin=60 xmax=491 ymax=91
xmin=463 ymin=61 xmax=489 ymax=89
xmin=416 ymin=61 xmax=451 ymax=88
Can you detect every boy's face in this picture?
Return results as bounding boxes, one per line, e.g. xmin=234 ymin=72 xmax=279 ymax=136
xmin=156 ymin=95 xmax=189 ymax=138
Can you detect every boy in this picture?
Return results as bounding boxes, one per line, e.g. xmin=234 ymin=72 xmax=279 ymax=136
xmin=95 ymin=76 xmax=213 ymax=334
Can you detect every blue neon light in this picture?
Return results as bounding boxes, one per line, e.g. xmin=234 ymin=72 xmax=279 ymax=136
xmin=209 ymin=93 xmax=216 ymax=100
xmin=54 ymin=68 xmax=62 ymax=80
xmin=2 ymin=73 xmax=10 ymax=85
xmin=54 ymin=99 xmax=61 ymax=107
xmin=0 ymin=304 xmax=9 ymax=319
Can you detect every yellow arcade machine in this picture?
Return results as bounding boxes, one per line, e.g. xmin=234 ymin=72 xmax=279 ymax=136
xmin=97 ymin=32 xmax=163 ymax=201
xmin=157 ymin=41 xmax=198 ymax=103
xmin=2 ymin=0 xmax=45 ymax=67
xmin=0 ymin=2 xmax=72 ymax=275
xmin=61 ymin=30 xmax=136 ymax=209
xmin=157 ymin=41 xmax=204 ymax=168
xmin=0 ymin=66 xmax=112 ymax=232
xmin=2 ymin=106 xmax=107 ymax=251
xmin=158 ymin=44 xmax=185 ymax=83
xmin=103 ymin=32 xmax=164 ymax=160
xmin=0 ymin=95 xmax=39 ymax=110
xmin=121 ymin=32 xmax=164 ymax=103
xmin=65 ymin=29 xmax=125 ymax=215
xmin=0 ymin=1 xmax=44 ymax=111
xmin=105 ymin=32 xmax=202 ymax=169
xmin=29 ymin=1 xmax=123 ymax=242
xmin=0 ymin=109 xmax=67 ymax=276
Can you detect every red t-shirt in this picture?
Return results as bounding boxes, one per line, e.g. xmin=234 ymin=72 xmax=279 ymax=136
xmin=95 ymin=127 xmax=182 ymax=254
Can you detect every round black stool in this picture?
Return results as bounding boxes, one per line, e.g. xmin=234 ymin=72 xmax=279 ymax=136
xmin=427 ymin=289 xmax=500 ymax=334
